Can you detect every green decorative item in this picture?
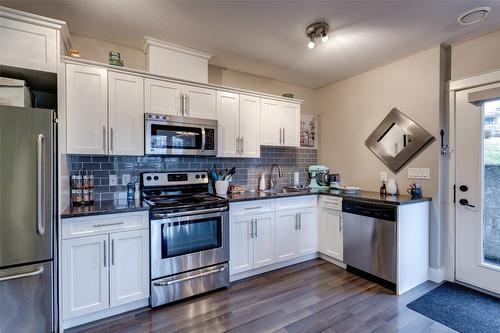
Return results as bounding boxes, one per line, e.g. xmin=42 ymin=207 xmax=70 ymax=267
xmin=282 ymin=93 xmax=294 ymax=98
xmin=109 ymin=51 xmax=124 ymax=67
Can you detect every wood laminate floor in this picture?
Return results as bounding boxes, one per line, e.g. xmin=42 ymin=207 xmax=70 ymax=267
xmin=67 ymin=259 xmax=455 ymax=333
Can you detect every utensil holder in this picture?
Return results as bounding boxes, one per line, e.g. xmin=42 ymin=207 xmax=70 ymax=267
xmin=215 ymin=180 xmax=229 ymax=195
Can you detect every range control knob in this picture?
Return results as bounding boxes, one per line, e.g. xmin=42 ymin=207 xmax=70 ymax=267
xmin=195 ymin=174 xmax=200 ymax=179
xmin=146 ymin=176 xmax=152 ymax=181
xmin=147 ymin=114 xmax=152 ymax=118
xmin=163 ymin=116 xmax=167 ymax=120
xmin=155 ymin=115 xmax=160 ymax=119
xmin=201 ymin=174 xmax=206 ymax=179
xmin=153 ymin=176 xmax=159 ymax=181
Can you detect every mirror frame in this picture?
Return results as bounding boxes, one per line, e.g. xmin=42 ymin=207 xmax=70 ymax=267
xmin=365 ymin=108 xmax=435 ymax=173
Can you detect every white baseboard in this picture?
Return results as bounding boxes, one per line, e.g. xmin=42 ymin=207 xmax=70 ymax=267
xmin=230 ymin=253 xmax=319 ymax=282
xmin=429 ymin=267 xmax=445 ymax=283
xmin=319 ymin=253 xmax=346 ymax=269
xmin=62 ymin=298 xmax=149 ymax=331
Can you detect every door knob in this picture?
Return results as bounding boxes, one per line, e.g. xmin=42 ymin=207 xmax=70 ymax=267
xmin=459 ymin=199 xmax=475 ymax=208
xmin=459 ymin=185 xmax=468 ymax=192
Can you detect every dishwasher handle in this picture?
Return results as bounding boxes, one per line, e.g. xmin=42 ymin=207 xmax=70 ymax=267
xmin=342 ymin=200 xmax=397 ymax=222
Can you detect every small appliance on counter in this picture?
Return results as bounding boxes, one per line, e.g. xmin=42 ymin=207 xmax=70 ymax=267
xmin=329 ymin=173 xmax=341 ymax=189
xmin=308 ymin=165 xmax=330 ymax=189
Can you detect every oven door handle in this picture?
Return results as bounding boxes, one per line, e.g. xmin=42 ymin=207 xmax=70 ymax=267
xmin=153 ymin=266 xmax=226 ymax=287
xmin=201 ymin=127 xmax=206 ymax=151
xmin=153 ymin=206 xmax=227 ymax=219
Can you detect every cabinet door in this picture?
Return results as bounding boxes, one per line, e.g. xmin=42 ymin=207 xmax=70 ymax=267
xmin=297 ymin=208 xmax=318 ymax=256
xmin=253 ymin=213 xmax=275 ymax=268
xmin=260 ymin=98 xmax=281 ymax=146
xmin=281 ymin=102 xmax=300 ymax=147
xmin=66 ymin=64 xmax=108 ymax=154
xmin=239 ymin=94 xmax=261 ymax=157
xmin=108 ymin=72 xmax=144 ymax=155
xmin=230 ymin=216 xmax=253 ymax=274
xmin=216 ymin=91 xmax=240 ymax=157
xmin=274 ymin=211 xmax=297 ymax=262
xmin=144 ymin=78 xmax=181 ymax=116
xmin=321 ymin=209 xmax=343 ymax=261
xmin=183 ymin=85 xmax=216 ymax=119
xmin=62 ymin=234 xmax=109 ymax=319
xmin=110 ymin=229 xmax=149 ymax=307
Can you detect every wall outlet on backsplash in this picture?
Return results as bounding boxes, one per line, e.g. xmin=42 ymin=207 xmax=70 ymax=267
xmin=122 ymin=174 xmax=131 ymax=185
xmin=109 ymin=174 xmax=118 ymax=186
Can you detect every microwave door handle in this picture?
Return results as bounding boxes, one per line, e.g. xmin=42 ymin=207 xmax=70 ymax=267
xmin=201 ymin=127 xmax=206 ymax=151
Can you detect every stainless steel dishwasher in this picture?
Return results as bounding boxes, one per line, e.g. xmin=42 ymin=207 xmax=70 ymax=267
xmin=342 ymin=200 xmax=397 ymax=283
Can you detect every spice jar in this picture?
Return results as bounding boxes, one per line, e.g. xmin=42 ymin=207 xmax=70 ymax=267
xmin=72 ymin=174 xmax=83 ymax=189
xmin=82 ymin=189 xmax=92 ymax=203
xmin=71 ymin=189 xmax=83 ymax=204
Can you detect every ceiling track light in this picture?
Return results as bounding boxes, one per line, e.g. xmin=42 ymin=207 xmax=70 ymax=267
xmin=305 ymin=22 xmax=329 ymax=49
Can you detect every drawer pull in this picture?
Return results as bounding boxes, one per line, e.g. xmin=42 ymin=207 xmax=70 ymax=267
xmin=93 ymin=222 xmax=124 ymax=228
xmin=244 ymin=206 xmax=263 ymax=210
xmin=153 ymin=266 xmax=226 ymax=286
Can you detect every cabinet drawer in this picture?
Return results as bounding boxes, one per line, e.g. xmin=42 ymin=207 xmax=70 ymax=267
xmin=62 ymin=211 xmax=149 ymax=239
xmin=320 ymin=196 xmax=343 ymax=210
xmin=275 ymin=195 xmax=317 ymax=211
xmin=230 ymin=199 xmax=273 ymax=215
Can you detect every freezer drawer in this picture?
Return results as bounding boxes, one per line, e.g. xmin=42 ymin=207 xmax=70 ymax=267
xmin=0 ymin=261 xmax=53 ymax=333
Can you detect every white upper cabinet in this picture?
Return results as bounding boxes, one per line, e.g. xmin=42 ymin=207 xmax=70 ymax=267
xmin=239 ymin=94 xmax=261 ymax=158
xmin=108 ymin=72 xmax=144 ymax=155
xmin=109 ymin=229 xmax=149 ymax=307
xmin=145 ymin=78 xmax=216 ymax=119
xmin=144 ymin=78 xmax=181 ymax=116
xmin=217 ymin=91 xmax=240 ymax=157
xmin=281 ymin=102 xmax=301 ymax=147
xmin=0 ymin=7 xmax=69 ymax=73
xmin=260 ymin=99 xmax=281 ymax=146
xmin=217 ymin=92 xmax=261 ymax=158
xmin=183 ymin=85 xmax=216 ymax=119
xmin=66 ymin=64 xmax=108 ymax=155
xmin=260 ymin=98 xmax=300 ymax=147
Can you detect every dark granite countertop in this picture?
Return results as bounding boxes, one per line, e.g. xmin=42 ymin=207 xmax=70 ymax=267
xmin=224 ymin=189 xmax=431 ymax=206
xmin=61 ymin=200 xmax=150 ymax=219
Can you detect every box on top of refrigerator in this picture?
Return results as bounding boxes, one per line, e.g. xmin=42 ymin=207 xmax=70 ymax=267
xmin=0 ymin=77 xmax=32 ymax=107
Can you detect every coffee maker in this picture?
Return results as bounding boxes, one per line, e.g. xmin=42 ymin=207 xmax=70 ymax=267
xmin=308 ymin=165 xmax=330 ymax=189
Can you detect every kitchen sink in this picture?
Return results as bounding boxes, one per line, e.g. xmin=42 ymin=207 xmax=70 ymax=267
xmin=260 ymin=187 xmax=309 ymax=194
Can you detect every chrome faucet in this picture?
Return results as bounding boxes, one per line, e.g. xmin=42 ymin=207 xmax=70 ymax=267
xmin=270 ymin=163 xmax=283 ymax=190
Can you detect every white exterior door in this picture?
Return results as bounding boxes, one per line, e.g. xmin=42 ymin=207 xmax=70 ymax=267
xmin=296 ymin=208 xmax=317 ymax=255
xmin=216 ymin=91 xmax=240 ymax=157
xmin=62 ymin=234 xmax=109 ymax=319
xmin=109 ymin=229 xmax=149 ymax=307
xmin=183 ymin=85 xmax=216 ymax=119
xmin=239 ymin=94 xmax=261 ymax=157
xmin=230 ymin=216 xmax=253 ymax=274
xmin=260 ymin=98 xmax=281 ymax=146
xmin=274 ymin=211 xmax=297 ymax=262
xmin=320 ymin=208 xmax=343 ymax=261
xmin=281 ymin=102 xmax=301 ymax=147
xmin=108 ymin=72 xmax=144 ymax=155
xmin=455 ymin=83 xmax=500 ymax=294
xmin=144 ymin=78 xmax=181 ymax=116
xmin=66 ymin=64 xmax=108 ymax=154
xmin=252 ymin=213 xmax=275 ymax=268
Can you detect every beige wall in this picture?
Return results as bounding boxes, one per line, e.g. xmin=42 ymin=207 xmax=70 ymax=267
xmin=316 ymin=46 xmax=444 ymax=268
xmin=451 ymin=28 xmax=500 ymax=80
xmin=69 ymin=34 xmax=317 ymax=115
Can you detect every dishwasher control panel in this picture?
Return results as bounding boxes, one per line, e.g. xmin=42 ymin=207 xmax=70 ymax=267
xmin=342 ymin=200 xmax=397 ymax=221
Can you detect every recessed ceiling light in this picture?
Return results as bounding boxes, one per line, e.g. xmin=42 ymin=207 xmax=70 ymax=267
xmin=457 ymin=7 xmax=491 ymax=25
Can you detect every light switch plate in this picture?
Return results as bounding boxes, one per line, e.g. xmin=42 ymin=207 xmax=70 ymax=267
xmin=109 ymin=174 xmax=117 ymax=186
xmin=122 ymin=174 xmax=131 ymax=185
xmin=408 ymin=168 xmax=430 ymax=179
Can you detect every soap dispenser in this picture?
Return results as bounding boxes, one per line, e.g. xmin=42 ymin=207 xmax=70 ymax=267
xmin=259 ymin=172 xmax=267 ymax=191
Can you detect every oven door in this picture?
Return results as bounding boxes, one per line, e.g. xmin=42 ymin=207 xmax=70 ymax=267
xmin=145 ymin=118 xmax=216 ymax=156
xmin=151 ymin=208 xmax=229 ymax=279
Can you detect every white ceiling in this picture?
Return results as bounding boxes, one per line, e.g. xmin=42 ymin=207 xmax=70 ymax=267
xmin=3 ymin=0 xmax=500 ymax=88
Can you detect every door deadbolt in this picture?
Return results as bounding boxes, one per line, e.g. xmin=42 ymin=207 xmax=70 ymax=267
xmin=459 ymin=185 xmax=468 ymax=192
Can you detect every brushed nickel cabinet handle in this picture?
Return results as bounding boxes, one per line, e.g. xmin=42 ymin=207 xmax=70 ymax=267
xmin=250 ymin=219 xmax=254 ymax=238
xmin=111 ymin=239 xmax=115 ymax=266
xmin=93 ymin=222 xmax=124 ymax=228
xmin=254 ymin=219 xmax=257 ymax=238
xmin=102 ymin=126 xmax=106 ymax=151
xmin=110 ymin=127 xmax=114 ymax=152
xmin=241 ymin=136 xmax=244 ymax=154
xmin=153 ymin=266 xmax=226 ymax=286
xmin=103 ymin=240 xmax=107 ymax=267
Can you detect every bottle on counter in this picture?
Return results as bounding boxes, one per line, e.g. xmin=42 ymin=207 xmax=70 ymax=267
xmin=380 ymin=181 xmax=387 ymax=196
xmin=134 ymin=182 xmax=140 ymax=201
xmin=127 ymin=182 xmax=135 ymax=201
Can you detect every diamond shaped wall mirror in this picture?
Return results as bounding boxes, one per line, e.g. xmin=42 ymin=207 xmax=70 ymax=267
xmin=365 ymin=108 xmax=435 ymax=173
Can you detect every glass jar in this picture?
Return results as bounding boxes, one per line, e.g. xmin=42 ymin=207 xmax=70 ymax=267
xmin=71 ymin=174 xmax=83 ymax=189
xmin=71 ymin=189 xmax=83 ymax=204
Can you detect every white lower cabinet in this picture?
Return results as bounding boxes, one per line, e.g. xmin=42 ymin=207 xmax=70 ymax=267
xmin=62 ymin=234 xmax=109 ymax=319
xmin=275 ymin=208 xmax=317 ymax=262
xmin=318 ymin=197 xmax=343 ymax=262
xmin=61 ymin=212 xmax=149 ymax=324
xmin=230 ymin=212 xmax=275 ymax=274
xmin=296 ymin=208 xmax=318 ymax=256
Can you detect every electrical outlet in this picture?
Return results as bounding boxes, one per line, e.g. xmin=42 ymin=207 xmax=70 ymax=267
xmin=408 ymin=168 xmax=430 ymax=179
xmin=122 ymin=174 xmax=131 ymax=185
xmin=380 ymin=172 xmax=388 ymax=182
xmin=109 ymin=174 xmax=117 ymax=186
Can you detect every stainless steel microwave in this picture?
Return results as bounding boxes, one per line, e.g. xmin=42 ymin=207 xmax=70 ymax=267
xmin=145 ymin=113 xmax=217 ymax=156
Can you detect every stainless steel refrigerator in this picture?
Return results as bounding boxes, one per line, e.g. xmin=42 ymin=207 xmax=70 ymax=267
xmin=0 ymin=105 xmax=56 ymax=333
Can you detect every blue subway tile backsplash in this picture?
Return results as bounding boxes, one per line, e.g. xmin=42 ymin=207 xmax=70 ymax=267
xmin=69 ymin=146 xmax=317 ymax=201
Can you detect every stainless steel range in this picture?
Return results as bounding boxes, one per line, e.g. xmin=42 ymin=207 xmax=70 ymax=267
xmin=142 ymin=171 xmax=229 ymax=307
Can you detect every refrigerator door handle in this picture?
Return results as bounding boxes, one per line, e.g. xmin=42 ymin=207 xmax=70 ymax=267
xmin=36 ymin=134 xmax=45 ymax=236
xmin=0 ymin=266 xmax=44 ymax=282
